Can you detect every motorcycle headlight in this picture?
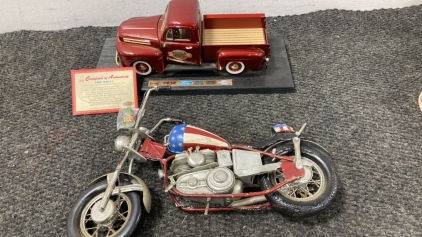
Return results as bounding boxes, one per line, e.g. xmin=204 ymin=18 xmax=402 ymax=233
xmin=115 ymin=135 xmax=130 ymax=152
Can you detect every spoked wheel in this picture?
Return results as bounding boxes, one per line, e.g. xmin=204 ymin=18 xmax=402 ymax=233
xmin=260 ymin=140 xmax=338 ymax=216
xmin=225 ymin=61 xmax=245 ymax=74
xmin=68 ymin=178 xmax=146 ymax=237
xmin=270 ymin=157 xmax=327 ymax=202
xmin=133 ymin=61 xmax=153 ymax=76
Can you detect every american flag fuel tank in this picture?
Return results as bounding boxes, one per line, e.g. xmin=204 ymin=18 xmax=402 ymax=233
xmin=167 ymin=124 xmax=230 ymax=153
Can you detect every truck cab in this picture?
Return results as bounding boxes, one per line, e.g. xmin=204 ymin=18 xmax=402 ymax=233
xmin=159 ymin=0 xmax=202 ymax=66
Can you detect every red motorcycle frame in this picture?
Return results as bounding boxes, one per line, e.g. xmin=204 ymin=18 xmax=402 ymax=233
xmin=140 ymin=138 xmax=305 ymax=213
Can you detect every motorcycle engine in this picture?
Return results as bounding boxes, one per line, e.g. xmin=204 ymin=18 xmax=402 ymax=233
xmin=170 ymin=146 xmax=217 ymax=174
xmin=176 ymin=167 xmax=235 ymax=194
xmin=170 ymin=148 xmax=244 ymax=205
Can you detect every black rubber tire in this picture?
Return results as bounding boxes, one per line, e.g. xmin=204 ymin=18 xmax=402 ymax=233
xmin=67 ymin=176 xmax=146 ymax=237
xmin=259 ymin=140 xmax=339 ymax=216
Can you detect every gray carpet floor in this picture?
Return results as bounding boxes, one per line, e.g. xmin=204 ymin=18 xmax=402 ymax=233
xmin=1 ymin=5 xmax=421 ymax=237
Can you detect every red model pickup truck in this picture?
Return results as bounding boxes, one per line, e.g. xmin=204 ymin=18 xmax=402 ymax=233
xmin=116 ymin=0 xmax=270 ymax=76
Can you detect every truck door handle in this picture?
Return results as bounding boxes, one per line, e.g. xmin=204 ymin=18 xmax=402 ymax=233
xmin=185 ymin=46 xmax=192 ymax=50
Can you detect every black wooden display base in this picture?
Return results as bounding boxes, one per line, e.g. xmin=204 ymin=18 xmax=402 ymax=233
xmin=97 ymin=34 xmax=295 ymax=94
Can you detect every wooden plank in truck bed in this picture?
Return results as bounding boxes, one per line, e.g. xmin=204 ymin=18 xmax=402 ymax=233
xmin=203 ymin=28 xmax=266 ymax=45
xmin=203 ymin=15 xmax=267 ymax=46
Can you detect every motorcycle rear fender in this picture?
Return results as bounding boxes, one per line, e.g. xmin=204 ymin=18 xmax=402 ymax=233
xmin=255 ymin=134 xmax=330 ymax=158
xmin=89 ymin=172 xmax=152 ymax=213
xmin=251 ymin=132 xmax=297 ymax=150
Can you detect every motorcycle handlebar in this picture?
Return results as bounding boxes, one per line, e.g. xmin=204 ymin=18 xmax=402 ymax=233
xmin=136 ymin=86 xmax=172 ymax=128
xmin=172 ymin=119 xmax=184 ymax=124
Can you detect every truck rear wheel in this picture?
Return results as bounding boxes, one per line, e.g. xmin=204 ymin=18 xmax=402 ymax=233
xmin=133 ymin=61 xmax=153 ymax=76
xmin=225 ymin=61 xmax=245 ymax=75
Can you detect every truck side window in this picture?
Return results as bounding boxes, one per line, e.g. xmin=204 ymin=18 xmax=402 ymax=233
xmin=175 ymin=28 xmax=190 ymax=41
xmin=166 ymin=28 xmax=191 ymax=42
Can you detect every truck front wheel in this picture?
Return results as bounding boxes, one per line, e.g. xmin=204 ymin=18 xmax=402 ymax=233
xmin=133 ymin=61 xmax=153 ymax=76
xmin=225 ymin=61 xmax=245 ymax=75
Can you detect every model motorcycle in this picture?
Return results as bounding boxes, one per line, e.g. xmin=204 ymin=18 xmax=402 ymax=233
xmin=68 ymin=86 xmax=339 ymax=237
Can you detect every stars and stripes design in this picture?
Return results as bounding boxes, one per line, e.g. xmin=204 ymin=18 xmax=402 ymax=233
xmin=272 ymin=123 xmax=295 ymax=133
xmin=167 ymin=124 xmax=230 ymax=153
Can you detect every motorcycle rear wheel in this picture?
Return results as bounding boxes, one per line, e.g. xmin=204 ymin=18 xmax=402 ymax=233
xmin=259 ymin=140 xmax=338 ymax=216
xmin=67 ymin=178 xmax=145 ymax=237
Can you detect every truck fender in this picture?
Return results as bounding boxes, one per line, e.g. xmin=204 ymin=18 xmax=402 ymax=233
xmin=88 ymin=172 xmax=152 ymax=213
xmin=216 ymin=48 xmax=265 ymax=71
xmin=117 ymin=43 xmax=165 ymax=72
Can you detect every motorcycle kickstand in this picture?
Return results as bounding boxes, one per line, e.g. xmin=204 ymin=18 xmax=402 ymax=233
xmin=204 ymin=197 xmax=211 ymax=215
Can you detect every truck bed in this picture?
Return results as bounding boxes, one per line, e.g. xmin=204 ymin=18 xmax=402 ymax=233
xmin=202 ymin=14 xmax=268 ymax=46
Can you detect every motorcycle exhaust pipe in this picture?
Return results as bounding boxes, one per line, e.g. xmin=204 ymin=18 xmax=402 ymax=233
xmin=229 ymin=195 xmax=267 ymax=207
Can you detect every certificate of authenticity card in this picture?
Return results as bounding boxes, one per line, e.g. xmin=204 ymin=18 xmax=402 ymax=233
xmin=71 ymin=68 xmax=138 ymax=115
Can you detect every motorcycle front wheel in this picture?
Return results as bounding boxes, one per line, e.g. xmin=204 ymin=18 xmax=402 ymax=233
xmin=259 ymin=140 xmax=339 ymax=216
xmin=67 ymin=178 xmax=145 ymax=237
